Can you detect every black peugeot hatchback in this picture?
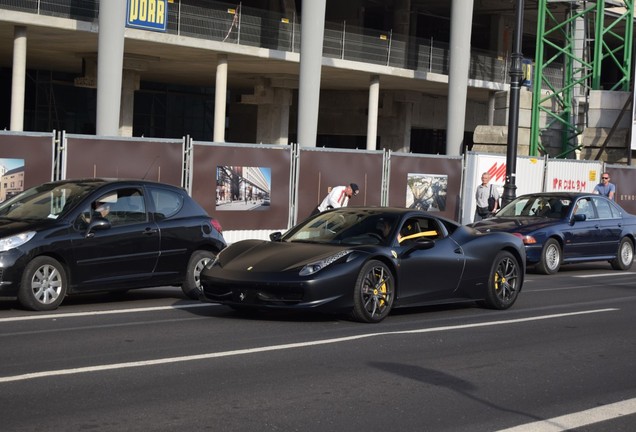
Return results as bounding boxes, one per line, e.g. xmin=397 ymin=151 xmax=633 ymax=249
xmin=0 ymin=178 xmax=226 ymax=311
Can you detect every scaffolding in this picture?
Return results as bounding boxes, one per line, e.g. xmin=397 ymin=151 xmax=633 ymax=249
xmin=530 ymin=0 xmax=634 ymax=157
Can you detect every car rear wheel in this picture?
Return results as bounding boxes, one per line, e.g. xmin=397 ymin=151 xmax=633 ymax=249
xmin=182 ymin=250 xmax=216 ymax=300
xmin=351 ymin=260 xmax=394 ymax=323
xmin=536 ymin=238 xmax=561 ymax=275
xmin=18 ymin=256 xmax=67 ymax=311
xmin=610 ymin=237 xmax=634 ymax=270
xmin=481 ymin=251 xmax=521 ymax=310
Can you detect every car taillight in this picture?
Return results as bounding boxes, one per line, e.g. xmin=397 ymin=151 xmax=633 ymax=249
xmin=211 ymin=218 xmax=223 ymax=233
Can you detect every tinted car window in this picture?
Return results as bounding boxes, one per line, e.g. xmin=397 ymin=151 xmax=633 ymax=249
xmin=106 ymin=189 xmax=146 ymax=225
xmin=574 ymin=197 xmax=595 ymax=220
xmin=77 ymin=188 xmax=147 ymax=227
xmin=608 ymin=200 xmax=624 ymax=218
xmin=592 ymin=196 xmax=614 ymax=219
xmin=150 ymin=188 xmax=184 ymax=219
xmin=399 ymin=217 xmax=443 ymax=242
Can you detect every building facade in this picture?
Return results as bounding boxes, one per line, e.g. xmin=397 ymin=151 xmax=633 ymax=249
xmin=0 ymin=0 xmax=631 ymax=160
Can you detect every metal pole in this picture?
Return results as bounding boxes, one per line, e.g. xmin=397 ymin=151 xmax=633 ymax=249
xmin=502 ymin=0 xmax=524 ymax=206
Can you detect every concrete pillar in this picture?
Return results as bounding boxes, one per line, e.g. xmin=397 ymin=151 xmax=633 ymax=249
xmin=10 ymin=26 xmax=27 ymax=132
xmin=491 ymin=14 xmax=514 ymax=60
xmin=488 ymin=91 xmax=496 ymax=125
xmin=379 ymin=93 xmax=413 ymax=152
xmin=366 ymin=75 xmax=380 ymax=150
xmin=297 ymin=0 xmax=326 ymax=147
xmin=255 ymin=89 xmax=292 ymax=144
xmin=392 ymin=0 xmax=411 ymax=37
xmin=242 ymin=77 xmax=293 ymax=144
xmin=214 ymin=54 xmax=228 ymax=142
xmin=96 ymin=0 xmax=126 ymax=136
xmin=119 ymin=70 xmax=140 ymax=137
xmin=446 ymin=0 xmax=474 ymax=155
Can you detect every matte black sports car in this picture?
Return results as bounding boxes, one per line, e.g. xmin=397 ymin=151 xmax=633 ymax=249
xmin=0 ymin=179 xmax=226 ymax=311
xmin=199 ymin=207 xmax=525 ymax=323
xmin=469 ymin=192 xmax=636 ymax=274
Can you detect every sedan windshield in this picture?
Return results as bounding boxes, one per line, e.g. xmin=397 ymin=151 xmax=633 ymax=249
xmin=497 ymin=195 xmax=573 ymax=219
xmin=0 ymin=182 xmax=97 ymax=221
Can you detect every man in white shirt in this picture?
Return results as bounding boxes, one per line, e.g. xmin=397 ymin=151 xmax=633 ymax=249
xmin=310 ymin=183 xmax=359 ymax=216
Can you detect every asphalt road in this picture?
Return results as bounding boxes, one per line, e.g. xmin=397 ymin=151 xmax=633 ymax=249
xmin=1 ymin=262 xmax=635 ymax=432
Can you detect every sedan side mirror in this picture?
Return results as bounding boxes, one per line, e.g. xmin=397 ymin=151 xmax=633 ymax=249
xmin=570 ymin=213 xmax=586 ymax=225
xmin=269 ymin=231 xmax=282 ymax=242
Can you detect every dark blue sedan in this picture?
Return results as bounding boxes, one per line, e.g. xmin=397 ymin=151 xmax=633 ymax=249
xmin=469 ymin=192 xmax=636 ymax=274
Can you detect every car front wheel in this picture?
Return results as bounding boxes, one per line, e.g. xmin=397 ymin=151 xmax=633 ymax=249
xmin=18 ymin=256 xmax=67 ymax=311
xmin=481 ymin=251 xmax=521 ymax=310
xmin=536 ymin=238 xmax=561 ymax=275
xmin=182 ymin=250 xmax=216 ymax=299
xmin=351 ymin=260 xmax=394 ymax=323
xmin=610 ymin=237 xmax=634 ymax=270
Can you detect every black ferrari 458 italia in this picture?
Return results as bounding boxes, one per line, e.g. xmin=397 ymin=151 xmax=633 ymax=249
xmin=0 ymin=178 xmax=226 ymax=311
xmin=199 ymin=207 xmax=526 ymax=323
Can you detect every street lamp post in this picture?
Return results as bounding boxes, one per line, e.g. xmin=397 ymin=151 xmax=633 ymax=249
xmin=502 ymin=0 xmax=525 ymax=206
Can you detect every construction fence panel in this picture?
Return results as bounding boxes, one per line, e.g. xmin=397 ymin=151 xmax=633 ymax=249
xmin=0 ymin=131 xmax=56 ymax=198
xmin=543 ymin=159 xmax=603 ymax=193
xmin=388 ymin=152 xmax=463 ymax=222
xmin=63 ymin=134 xmax=185 ymax=187
xmin=295 ymin=147 xmax=385 ymax=223
xmin=190 ymin=141 xmax=291 ymax=236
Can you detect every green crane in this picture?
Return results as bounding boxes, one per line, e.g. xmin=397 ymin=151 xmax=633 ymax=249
xmin=530 ymin=0 xmax=633 ymax=157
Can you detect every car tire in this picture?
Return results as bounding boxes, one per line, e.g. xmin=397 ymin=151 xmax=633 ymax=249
xmin=182 ymin=250 xmax=216 ymax=300
xmin=536 ymin=238 xmax=561 ymax=275
xmin=351 ymin=260 xmax=394 ymax=323
xmin=480 ymin=251 xmax=521 ymax=310
xmin=18 ymin=256 xmax=67 ymax=311
xmin=610 ymin=237 xmax=634 ymax=271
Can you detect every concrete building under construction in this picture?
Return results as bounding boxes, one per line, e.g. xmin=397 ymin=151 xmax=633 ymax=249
xmin=0 ymin=0 xmax=633 ymax=163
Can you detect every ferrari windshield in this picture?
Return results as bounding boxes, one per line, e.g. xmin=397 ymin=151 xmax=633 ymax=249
xmin=0 ymin=181 xmax=97 ymax=220
xmin=285 ymin=209 xmax=399 ymax=245
xmin=497 ymin=195 xmax=574 ymax=219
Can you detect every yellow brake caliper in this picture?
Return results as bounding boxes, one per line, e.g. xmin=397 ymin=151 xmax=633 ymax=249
xmin=375 ymin=269 xmax=387 ymax=306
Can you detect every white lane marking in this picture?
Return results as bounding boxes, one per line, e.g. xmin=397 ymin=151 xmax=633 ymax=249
xmin=0 ymin=308 xmax=617 ymax=383
xmin=496 ymin=398 xmax=636 ymax=431
xmin=575 ymin=272 xmax=636 ymax=278
xmin=0 ymin=303 xmax=219 ymax=323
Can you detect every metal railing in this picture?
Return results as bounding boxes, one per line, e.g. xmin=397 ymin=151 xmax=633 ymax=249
xmin=0 ymin=0 xmax=564 ymax=87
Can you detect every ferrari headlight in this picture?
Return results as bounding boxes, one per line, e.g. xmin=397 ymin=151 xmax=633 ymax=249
xmin=299 ymin=250 xmax=352 ymax=276
xmin=0 ymin=231 xmax=36 ymax=252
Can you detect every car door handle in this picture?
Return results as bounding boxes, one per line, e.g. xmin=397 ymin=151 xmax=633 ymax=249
xmin=143 ymin=227 xmax=159 ymax=235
